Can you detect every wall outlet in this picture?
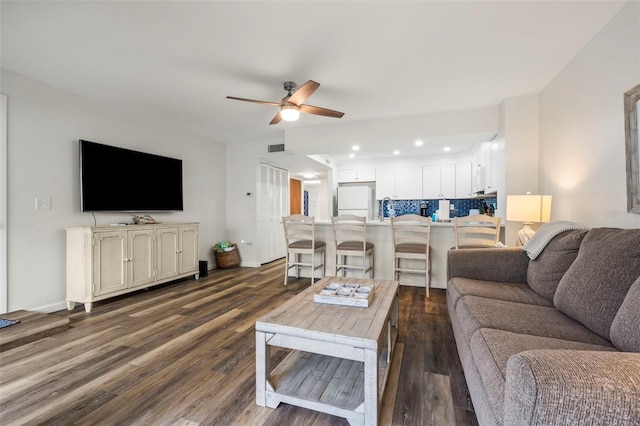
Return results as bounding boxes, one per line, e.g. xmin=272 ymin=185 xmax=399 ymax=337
xmin=450 ymin=204 xmax=455 ymax=210
xmin=35 ymin=197 xmax=51 ymax=210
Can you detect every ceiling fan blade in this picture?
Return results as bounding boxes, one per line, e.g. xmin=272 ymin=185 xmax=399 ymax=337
xmin=269 ymin=111 xmax=282 ymax=125
xmin=287 ymin=80 xmax=320 ymax=106
xmin=226 ymin=96 xmax=280 ymax=107
xmin=299 ymin=104 xmax=345 ymax=119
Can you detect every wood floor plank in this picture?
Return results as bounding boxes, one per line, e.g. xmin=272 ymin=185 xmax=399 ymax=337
xmin=0 ymin=260 xmax=478 ymax=425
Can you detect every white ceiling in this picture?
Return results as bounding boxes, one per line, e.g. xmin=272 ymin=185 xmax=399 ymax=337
xmin=0 ymin=0 xmax=627 ymax=177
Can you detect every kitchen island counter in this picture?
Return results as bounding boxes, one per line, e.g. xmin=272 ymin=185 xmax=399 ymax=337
xmin=308 ymin=218 xmax=505 ymax=289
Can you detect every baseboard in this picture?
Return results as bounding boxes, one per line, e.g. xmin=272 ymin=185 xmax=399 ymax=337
xmin=28 ymin=300 xmax=68 ymax=314
xmin=240 ymin=261 xmax=260 ymax=268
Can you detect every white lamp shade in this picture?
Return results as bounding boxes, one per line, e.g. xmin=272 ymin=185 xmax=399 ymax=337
xmin=506 ymin=194 xmax=552 ymax=223
xmin=280 ymin=106 xmax=300 ymax=121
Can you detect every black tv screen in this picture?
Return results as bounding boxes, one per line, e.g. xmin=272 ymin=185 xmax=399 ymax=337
xmin=80 ymin=140 xmax=183 ymax=212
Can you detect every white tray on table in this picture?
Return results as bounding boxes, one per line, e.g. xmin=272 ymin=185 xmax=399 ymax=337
xmin=313 ymin=281 xmax=375 ymax=307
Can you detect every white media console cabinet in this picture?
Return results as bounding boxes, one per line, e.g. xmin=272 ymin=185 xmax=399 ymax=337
xmin=66 ymin=222 xmax=199 ymax=313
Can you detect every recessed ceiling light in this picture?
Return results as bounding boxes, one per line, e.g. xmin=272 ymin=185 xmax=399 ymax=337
xmin=302 ymin=172 xmax=316 ymax=178
xmin=303 ymin=180 xmax=321 ymax=184
xmin=393 ymin=150 xmax=400 ymax=156
xmin=414 ymin=140 xmax=423 ymax=146
xmin=352 ymin=145 xmax=360 ymax=151
xmin=443 ymin=146 xmax=451 ymax=152
xmin=349 ymin=153 xmax=355 ymax=158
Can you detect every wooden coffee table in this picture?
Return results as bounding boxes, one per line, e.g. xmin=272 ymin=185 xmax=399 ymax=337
xmin=255 ymin=277 xmax=399 ymax=425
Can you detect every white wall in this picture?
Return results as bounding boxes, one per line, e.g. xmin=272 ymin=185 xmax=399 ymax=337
xmin=539 ymin=1 xmax=640 ymax=229
xmin=2 ymin=70 xmax=227 ymax=312
xmin=501 ymin=94 xmax=541 ymax=245
xmin=225 ymin=140 xmax=285 ymax=267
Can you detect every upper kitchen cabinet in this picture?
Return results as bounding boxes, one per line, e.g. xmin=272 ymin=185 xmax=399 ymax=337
xmin=422 ymin=165 xmax=455 ymax=199
xmin=482 ymin=140 xmax=504 ymax=194
xmin=455 ymin=162 xmax=473 ymax=198
xmin=338 ymin=168 xmax=376 ymax=183
xmin=375 ymin=167 xmax=422 ymax=199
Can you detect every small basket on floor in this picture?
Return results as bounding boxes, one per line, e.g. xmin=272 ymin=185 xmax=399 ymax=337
xmin=214 ymin=244 xmax=240 ymax=269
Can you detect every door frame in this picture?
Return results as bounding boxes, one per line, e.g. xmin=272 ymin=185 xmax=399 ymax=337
xmin=1 ymin=94 xmax=9 ymax=313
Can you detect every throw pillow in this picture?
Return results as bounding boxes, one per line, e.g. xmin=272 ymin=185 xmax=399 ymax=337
xmin=610 ymin=276 xmax=640 ymax=352
xmin=527 ymin=230 xmax=588 ymax=301
xmin=554 ymin=228 xmax=640 ymax=340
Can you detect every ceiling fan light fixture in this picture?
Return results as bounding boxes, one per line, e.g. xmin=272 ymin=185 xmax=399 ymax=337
xmin=280 ymin=105 xmax=300 ymax=121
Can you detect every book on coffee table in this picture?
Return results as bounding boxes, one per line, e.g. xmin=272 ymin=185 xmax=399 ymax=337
xmin=313 ymin=281 xmax=375 ymax=307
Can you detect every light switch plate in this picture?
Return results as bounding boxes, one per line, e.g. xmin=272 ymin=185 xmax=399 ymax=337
xmin=35 ymin=197 xmax=51 ymax=210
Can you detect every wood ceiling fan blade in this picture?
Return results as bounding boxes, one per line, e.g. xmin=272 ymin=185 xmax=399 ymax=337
xmin=299 ymin=104 xmax=345 ymax=118
xmin=269 ymin=111 xmax=283 ymax=125
xmin=287 ymin=80 xmax=320 ymax=106
xmin=226 ymin=96 xmax=280 ymax=107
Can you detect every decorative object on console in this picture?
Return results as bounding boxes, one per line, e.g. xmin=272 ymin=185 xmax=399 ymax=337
xmin=506 ymin=192 xmax=552 ymax=246
xmin=132 ymin=214 xmax=157 ymax=224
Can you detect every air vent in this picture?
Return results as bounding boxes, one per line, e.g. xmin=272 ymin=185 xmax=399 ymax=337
xmin=268 ymin=144 xmax=285 ymax=153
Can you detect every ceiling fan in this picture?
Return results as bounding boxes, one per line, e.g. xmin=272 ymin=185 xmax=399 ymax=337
xmin=226 ymin=80 xmax=345 ymax=125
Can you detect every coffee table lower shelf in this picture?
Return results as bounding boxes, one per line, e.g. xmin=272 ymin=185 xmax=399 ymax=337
xmin=262 ymin=346 xmax=394 ymax=426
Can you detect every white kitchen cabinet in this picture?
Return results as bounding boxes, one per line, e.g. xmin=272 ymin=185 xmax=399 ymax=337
xmin=455 ymin=162 xmax=473 ymax=198
xmin=482 ymin=140 xmax=503 ymax=194
xmin=66 ymin=222 xmax=199 ymax=313
xmin=375 ymin=167 xmax=422 ymax=199
xmin=338 ymin=168 xmax=375 ymax=183
xmin=422 ymin=165 xmax=455 ymax=199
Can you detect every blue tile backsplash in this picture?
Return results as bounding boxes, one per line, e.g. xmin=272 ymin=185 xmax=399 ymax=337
xmin=378 ymin=198 xmax=497 ymax=218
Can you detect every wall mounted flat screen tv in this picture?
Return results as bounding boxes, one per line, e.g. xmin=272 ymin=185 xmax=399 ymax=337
xmin=80 ymin=140 xmax=183 ymax=212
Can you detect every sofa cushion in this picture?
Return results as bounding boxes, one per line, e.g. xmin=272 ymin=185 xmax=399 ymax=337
xmin=470 ymin=328 xmax=616 ymax=424
xmin=448 ymin=277 xmax=553 ymax=309
xmin=554 ymin=228 xmax=640 ymax=340
xmin=456 ymin=296 xmax=612 ymax=346
xmin=610 ymin=276 xmax=640 ymax=352
xmin=527 ymin=230 xmax=588 ymax=302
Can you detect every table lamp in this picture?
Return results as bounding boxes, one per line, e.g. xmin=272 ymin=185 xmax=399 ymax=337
xmin=506 ymin=193 xmax=552 ymax=246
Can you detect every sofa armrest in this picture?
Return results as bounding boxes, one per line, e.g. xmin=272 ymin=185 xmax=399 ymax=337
xmin=504 ymin=350 xmax=640 ymax=425
xmin=447 ymin=247 xmax=529 ymax=283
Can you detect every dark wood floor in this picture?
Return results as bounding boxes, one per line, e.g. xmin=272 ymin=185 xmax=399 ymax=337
xmin=0 ymin=259 xmax=478 ymax=426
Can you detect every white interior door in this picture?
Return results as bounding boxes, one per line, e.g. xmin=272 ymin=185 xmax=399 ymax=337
xmin=257 ymin=163 xmax=289 ymax=264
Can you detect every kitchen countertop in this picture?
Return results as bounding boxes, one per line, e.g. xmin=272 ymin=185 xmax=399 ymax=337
xmin=315 ymin=219 xmax=504 ymax=227
xmin=301 ymin=217 xmax=505 ymax=290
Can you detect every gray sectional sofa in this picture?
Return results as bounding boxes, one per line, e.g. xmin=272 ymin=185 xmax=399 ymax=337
xmin=446 ymin=225 xmax=640 ymax=426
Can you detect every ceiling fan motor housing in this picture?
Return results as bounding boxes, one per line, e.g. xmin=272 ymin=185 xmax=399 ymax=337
xmin=283 ymin=81 xmax=296 ymax=95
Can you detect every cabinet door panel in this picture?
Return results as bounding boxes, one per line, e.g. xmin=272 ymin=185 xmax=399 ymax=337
xmin=422 ymin=165 xmax=441 ymax=198
xmin=395 ymin=167 xmax=422 ymax=199
xmin=93 ymin=232 xmax=127 ymax=296
xmin=129 ymin=229 xmax=155 ymax=287
xmin=440 ymin=165 xmax=456 ymax=199
xmin=179 ymin=226 xmax=198 ymax=273
xmin=156 ymin=228 xmax=179 ymax=280
xmin=375 ymin=168 xmax=396 ymax=199
xmin=338 ymin=169 xmax=358 ymax=183
xmin=455 ymin=162 xmax=472 ymax=198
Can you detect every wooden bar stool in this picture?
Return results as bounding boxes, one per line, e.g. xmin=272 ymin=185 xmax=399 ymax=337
xmin=282 ymin=214 xmax=326 ymax=285
xmin=331 ymin=214 xmax=375 ymax=279
xmin=454 ymin=214 xmax=501 ymax=248
xmin=391 ymin=214 xmax=431 ymax=296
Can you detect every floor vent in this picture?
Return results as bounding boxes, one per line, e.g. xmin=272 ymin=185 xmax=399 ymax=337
xmin=268 ymin=144 xmax=285 ymax=153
